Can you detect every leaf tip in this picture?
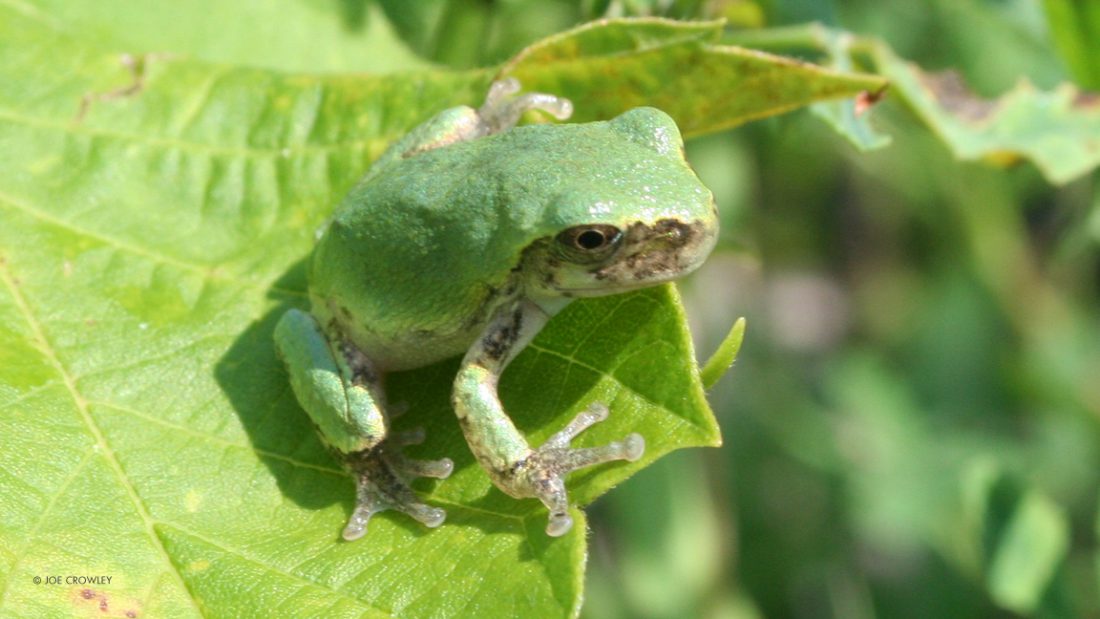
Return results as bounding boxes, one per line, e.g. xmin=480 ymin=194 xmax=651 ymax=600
xmin=700 ymin=317 xmax=746 ymax=390
xmin=854 ymin=84 xmax=889 ymax=117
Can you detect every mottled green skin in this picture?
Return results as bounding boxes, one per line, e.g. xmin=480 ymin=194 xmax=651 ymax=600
xmin=310 ymin=107 xmax=715 ymax=371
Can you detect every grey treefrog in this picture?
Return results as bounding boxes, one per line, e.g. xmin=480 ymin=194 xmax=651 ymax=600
xmin=274 ymin=78 xmax=718 ymax=539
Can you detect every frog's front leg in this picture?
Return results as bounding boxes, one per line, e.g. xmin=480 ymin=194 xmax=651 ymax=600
xmin=452 ymin=300 xmax=645 ymax=537
xmin=274 ymin=309 xmax=453 ymax=540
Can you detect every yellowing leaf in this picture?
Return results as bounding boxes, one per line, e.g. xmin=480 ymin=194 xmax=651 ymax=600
xmin=876 ymin=45 xmax=1100 ymax=185
xmin=505 ymin=18 xmax=887 ymax=136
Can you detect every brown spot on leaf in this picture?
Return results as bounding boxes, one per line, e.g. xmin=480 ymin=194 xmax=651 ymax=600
xmin=917 ymin=70 xmax=997 ymax=122
xmin=854 ymin=86 xmax=888 ymax=117
xmin=1074 ymin=90 xmax=1100 ymax=108
xmin=71 ymin=586 xmax=142 ymax=618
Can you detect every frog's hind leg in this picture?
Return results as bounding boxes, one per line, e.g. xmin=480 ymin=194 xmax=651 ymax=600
xmin=367 ymin=78 xmax=572 ymax=176
xmin=477 ymin=77 xmax=573 ymax=134
xmin=344 ymin=439 xmax=454 ymax=540
xmin=274 ymin=309 xmax=453 ymax=540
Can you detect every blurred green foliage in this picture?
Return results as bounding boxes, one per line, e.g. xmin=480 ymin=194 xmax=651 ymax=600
xmin=374 ymin=0 xmax=1100 ymax=617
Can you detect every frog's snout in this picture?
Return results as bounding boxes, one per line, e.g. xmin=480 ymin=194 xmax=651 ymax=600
xmin=591 ymin=217 xmax=717 ymax=285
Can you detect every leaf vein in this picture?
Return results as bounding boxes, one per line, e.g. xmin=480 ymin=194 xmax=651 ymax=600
xmin=526 ymin=341 xmax=706 ymax=434
xmin=170 ymin=67 xmax=228 ymax=138
xmin=92 ymin=400 xmax=536 ymax=523
xmin=0 ymin=449 xmax=95 ymax=607
xmin=0 ymin=380 xmax=64 ymax=413
xmin=0 ymin=108 xmax=379 ymax=158
xmin=73 ymin=332 xmax=234 ymax=383
xmin=0 ymin=190 xmax=305 ymax=298
xmin=157 ymin=522 xmax=389 ymax=615
xmin=0 ymin=260 xmax=201 ymax=613
xmin=90 ymin=399 xmax=345 ymax=476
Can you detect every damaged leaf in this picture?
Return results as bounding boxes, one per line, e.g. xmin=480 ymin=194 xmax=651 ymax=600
xmin=504 ymin=18 xmax=887 ymax=137
xmin=728 ymin=23 xmax=1100 ymax=185
xmin=809 ymin=28 xmax=892 ymax=152
xmin=874 ymin=45 xmax=1100 ymax=185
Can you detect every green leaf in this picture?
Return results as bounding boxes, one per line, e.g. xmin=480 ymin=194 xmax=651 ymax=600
xmin=987 ymin=493 xmax=1068 ymax=613
xmin=1090 ymin=190 xmax=1100 ymax=243
xmin=727 ymin=24 xmax=892 ymax=151
xmin=870 ymin=43 xmax=1100 ymax=185
xmin=503 ymin=18 xmax=887 ymax=136
xmin=1044 ymin=0 xmax=1100 ymax=89
xmin=809 ymin=28 xmax=892 ymax=151
xmin=15 ymin=0 xmax=430 ymax=73
xmin=962 ymin=461 xmax=1070 ymax=614
xmin=0 ymin=6 xmax=881 ymax=616
xmin=728 ymin=22 xmax=1100 ymax=185
xmin=701 ymin=317 xmax=746 ymax=390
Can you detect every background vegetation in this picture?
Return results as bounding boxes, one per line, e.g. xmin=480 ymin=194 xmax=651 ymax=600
xmin=1 ymin=0 xmax=1098 ymax=618
xmin=574 ymin=2 xmax=1100 ymax=618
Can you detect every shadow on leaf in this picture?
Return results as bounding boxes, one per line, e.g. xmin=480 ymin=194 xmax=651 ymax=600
xmin=215 ymin=259 xmax=549 ymax=539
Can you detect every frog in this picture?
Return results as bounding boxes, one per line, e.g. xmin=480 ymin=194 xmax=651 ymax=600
xmin=274 ymin=78 xmax=718 ymax=540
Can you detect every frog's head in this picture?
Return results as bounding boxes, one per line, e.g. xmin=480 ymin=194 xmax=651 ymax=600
xmin=522 ymin=107 xmax=718 ymax=299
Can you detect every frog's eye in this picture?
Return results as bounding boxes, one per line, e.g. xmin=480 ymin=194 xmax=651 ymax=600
xmin=556 ymin=225 xmax=622 ymax=261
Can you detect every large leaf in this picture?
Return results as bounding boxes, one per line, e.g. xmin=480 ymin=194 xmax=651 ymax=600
xmin=870 ymin=44 xmax=1100 ymax=186
xmin=0 ymin=6 xmax=880 ymax=617
xmin=727 ymin=23 xmax=1100 ymax=185
xmin=726 ymin=24 xmax=891 ymax=152
xmin=503 ymin=18 xmax=885 ymax=136
xmin=14 ymin=0 xmax=430 ymax=73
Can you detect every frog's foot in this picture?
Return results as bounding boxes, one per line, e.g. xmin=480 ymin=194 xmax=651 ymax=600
xmin=478 ymin=77 xmax=573 ymax=134
xmin=513 ymin=403 xmax=645 ymax=537
xmin=341 ymin=431 xmax=454 ymax=541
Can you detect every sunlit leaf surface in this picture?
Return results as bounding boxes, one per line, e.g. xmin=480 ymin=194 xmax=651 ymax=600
xmin=0 ymin=5 xmax=879 ymax=616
